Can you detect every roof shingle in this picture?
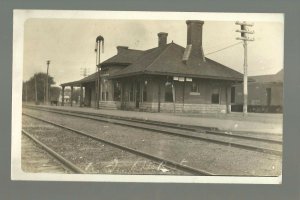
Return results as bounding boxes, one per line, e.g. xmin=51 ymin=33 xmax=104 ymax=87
xmin=100 ymin=48 xmax=144 ymax=66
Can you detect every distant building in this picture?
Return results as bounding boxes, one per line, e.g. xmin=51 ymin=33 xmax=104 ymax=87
xmin=231 ymin=69 xmax=283 ymax=113
xmin=61 ymin=20 xmax=243 ymax=113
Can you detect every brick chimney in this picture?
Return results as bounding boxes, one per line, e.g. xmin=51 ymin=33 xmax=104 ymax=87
xmin=117 ymin=46 xmax=129 ymax=54
xmin=158 ymin=32 xmax=168 ymax=47
xmin=182 ymin=20 xmax=206 ymax=64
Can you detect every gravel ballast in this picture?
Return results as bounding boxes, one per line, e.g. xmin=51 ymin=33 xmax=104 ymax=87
xmin=22 ymin=108 xmax=282 ymax=176
xmin=22 ymin=116 xmax=186 ymax=175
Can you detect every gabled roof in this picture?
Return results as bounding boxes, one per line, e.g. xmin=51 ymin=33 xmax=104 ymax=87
xmin=250 ymin=69 xmax=283 ymax=83
xmin=61 ymin=42 xmax=244 ymax=87
xmin=109 ymin=43 xmax=243 ymax=81
xmin=100 ymin=48 xmax=144 ymax=66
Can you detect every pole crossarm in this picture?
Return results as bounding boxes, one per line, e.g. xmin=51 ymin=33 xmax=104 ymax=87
xmin=235 ymin=21 xmax=254 ymax=26
xmin=236 ymin=37 xmax=255 ymax=41
xmin=236 ymin=29 xmax=255 ymax=34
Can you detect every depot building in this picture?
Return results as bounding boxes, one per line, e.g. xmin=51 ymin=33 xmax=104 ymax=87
xmin=61 ymin=20 xmax=243 ymax=113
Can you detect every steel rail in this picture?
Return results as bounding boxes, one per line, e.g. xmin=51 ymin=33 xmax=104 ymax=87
xmin=23 ymin=106 xmax=282 ymax=156
xmin=23 ymin=105 xmax=216 ymax=131
xmin=23 ymin=105 xmax=282 ymax=144
xmin=22 ymin=129 xmax=86 ymax=174
xmin=23 ymin=113 xmax=215 ymax=176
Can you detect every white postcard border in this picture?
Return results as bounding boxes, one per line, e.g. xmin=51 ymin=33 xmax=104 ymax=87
xmin=11 ymin=9 xmax=283 ymax=184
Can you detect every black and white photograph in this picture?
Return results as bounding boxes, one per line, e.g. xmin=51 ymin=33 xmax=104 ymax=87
xmin=12 ymin=10 xmax=284 ymax=183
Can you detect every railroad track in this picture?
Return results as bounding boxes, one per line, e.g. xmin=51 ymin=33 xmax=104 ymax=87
xmin=22 ymin=114 xmax=214 ymax=176
xmin=22 ymin=130 xmax=86 ymax=174
xmin=23 ymin=105 xmax=282 ymax=142
xmin=23 ymin=105 xmax=282 ymax=156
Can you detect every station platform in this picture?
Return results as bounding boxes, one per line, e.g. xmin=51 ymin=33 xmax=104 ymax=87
xmin=24 ymin=104 xmax=283 ymax=134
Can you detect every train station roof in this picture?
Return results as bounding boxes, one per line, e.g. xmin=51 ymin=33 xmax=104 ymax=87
xmin=60 ymin=72 xmax=98 ymax=87
xmin=109 ymin=42 xmax=243 ymax=81
xmin=61 ymin=42 xmax=244 ymax=87
xmin=100 ymin=48 xmax=144 ymax=67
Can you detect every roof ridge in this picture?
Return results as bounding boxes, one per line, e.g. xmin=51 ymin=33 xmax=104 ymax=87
xmin=144 ymin=43 xmax=173 ymax=72
xmin=126 ymin=48 xmax=144 ymax=52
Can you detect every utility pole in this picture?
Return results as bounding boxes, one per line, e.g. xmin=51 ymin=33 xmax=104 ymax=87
xmin=236 ymin=21 xmax=254 ymax=114
xmin=46 ymin=60 xmax=51 ymax=105
xmin=95 ymin=35 xmax=104 ymax=109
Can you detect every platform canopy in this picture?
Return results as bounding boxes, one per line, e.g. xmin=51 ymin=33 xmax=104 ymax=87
xmin=60 ymin=72 xmax=98 ymax=87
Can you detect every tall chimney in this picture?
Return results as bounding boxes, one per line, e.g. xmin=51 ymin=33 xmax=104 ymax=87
xmin=117 ymin=46 xmax=129 ymax=54
xmin=158 ymin=32 xmax=168 ymax=47
xmin=182 ymin=20 xmax=206 ymax=64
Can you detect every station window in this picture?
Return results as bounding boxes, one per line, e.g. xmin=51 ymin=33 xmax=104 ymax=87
xmin=113 ymin=81 xmax=121 ymax=101
xmin=191 ymin=82 xmax=199 ymax=92
xmin=231 ymin=87 xmax=235 ymax=103
xmin=165 ymin=84 xmax=173 ymax=102
xmin=211 ymin=88 xmax=220 ymax=104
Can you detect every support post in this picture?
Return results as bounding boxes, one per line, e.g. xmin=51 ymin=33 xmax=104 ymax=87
xmin=70 ymin=86 xmax=73 ymax=107
xmin=182 ymin=79 xmax=185 ymax=112
xmin=100 ymin=79 xmax=102 ymax=101
xmin=62 ymin=86 xmax=65 ymax=106
xmin=158 ymin=82 xmax=161 ymax=113
xmin=95 ymin=60 xmax=100 ymax=109
xmin=95 ymin=80 xmax=97 ymax=108
xmin=80 ymin=84 xmax=83 ymax=107
xmin=226 ymin=86 xmax=231 ymax=113
xmin=172 ymin=83 xmax=176 ymax=113
xmin=97 ymin=69 xmax=100 ymax=109
xmin=120 ymin=81 xmax=123 ymax=106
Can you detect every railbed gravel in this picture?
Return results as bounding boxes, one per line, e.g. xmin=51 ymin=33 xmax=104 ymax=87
xmin=23 ymin=108 xmax=282 ymax=176
xmin=21 ymin=134 xmax=72 ymax=173
xmin=22 ymin=116 xmax=187 ymax=175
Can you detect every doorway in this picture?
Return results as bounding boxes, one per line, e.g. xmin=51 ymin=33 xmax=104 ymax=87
xmin=266 ymin=88 xmax=271 ymax=106
xmin=135 ymin=82 xmax=140 ymax=108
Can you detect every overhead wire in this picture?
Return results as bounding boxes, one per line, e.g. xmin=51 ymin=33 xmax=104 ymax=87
xmin=205 ymin=41 xmax=243 ymax=56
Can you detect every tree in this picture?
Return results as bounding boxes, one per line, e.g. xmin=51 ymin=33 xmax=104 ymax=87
xmin=22 ymin=73 xmax=55 ymax=103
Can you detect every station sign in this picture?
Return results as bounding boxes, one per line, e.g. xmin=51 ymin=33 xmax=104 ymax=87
xmin=173 ymin=77 xmax=193 ymax=82
xmin=178 ymin=77 xmax=185 ymax=82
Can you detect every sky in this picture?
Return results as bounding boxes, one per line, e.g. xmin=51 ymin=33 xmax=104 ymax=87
xmin=23 ymin=18 xmax=284 ymax=86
